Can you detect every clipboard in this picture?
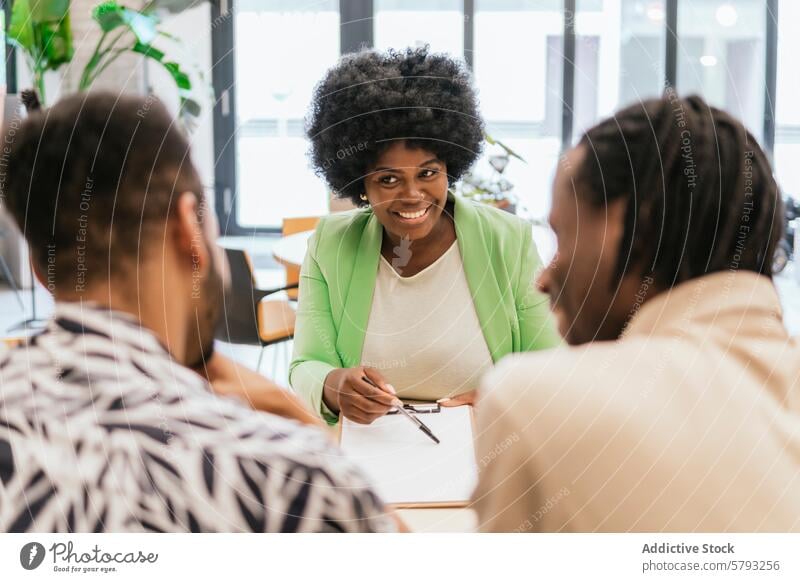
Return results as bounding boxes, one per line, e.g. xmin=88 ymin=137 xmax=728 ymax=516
xmin=387 ymin=402 xmax=443 ymax=415
xmin=339 ymin=403 xmax=478 ymax=509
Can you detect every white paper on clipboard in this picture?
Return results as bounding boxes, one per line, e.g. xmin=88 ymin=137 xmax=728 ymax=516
xmin=340 ymin=405 xmax=478 ymax=506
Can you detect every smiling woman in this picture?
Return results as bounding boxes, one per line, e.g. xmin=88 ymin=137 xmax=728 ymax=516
xmin=366 ymin=143 xmax=456 ymax=278
xmin=289 ymin=47 xmax=561 ymax=425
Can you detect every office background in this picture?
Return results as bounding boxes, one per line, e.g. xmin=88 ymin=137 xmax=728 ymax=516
xmin=209 ymin=0 xmax=796 ymax=233
xmin=1 ymin=0 xmax=799 ymax=374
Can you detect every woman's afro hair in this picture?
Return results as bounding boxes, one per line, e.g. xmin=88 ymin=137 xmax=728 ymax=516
xmin=305 ymin=46 xmax=484 ymax=206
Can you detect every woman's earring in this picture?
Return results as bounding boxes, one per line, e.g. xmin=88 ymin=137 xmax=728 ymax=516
xmin=360 ymin=193 xmax=368 ymax=202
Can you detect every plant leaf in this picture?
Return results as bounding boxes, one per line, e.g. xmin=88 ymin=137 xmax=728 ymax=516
xmin=7 ymin=0 xmax=35 ymax=53
xmin=30 ymin=0 xmax=70 ymax=21
xmin=131 ymin=41 xmax=165 ymax=62
xmin=132 ymin=43 xmax=192 ymax=90
xmin=86 ymin=3 xmax=203 ymax=128
xmin=485 ymin=132 xmax=526 ymax=163
xmin=132 ymin=43 xmax=198 ymax=123
xmin=93 ymin=1 xmax=126 ymax=32
xmin=498 ymin=142 xmax=526 ymax=163
xmin=162 ymin=61 xmax=191 ymax=90
xmin=123 ymin=9 xmax=158 ymax=44
xmin=92 ymin=1 xmax=159 ymax=44
xmin=37 ymin=14 xmax=74 ymax=69
xmin=10 ymin=0 xmax=73 ymax=73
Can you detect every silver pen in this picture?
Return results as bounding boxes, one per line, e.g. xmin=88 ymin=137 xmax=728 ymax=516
xmin=361 ymin=376 xmax=440 ymax=444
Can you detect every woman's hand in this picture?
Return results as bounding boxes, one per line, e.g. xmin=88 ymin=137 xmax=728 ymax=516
xmin=323 ymin=366 xmax=399 ymax=424
xmin=197 ymin=352 xmax=325 ymax=428
xmin=437 ymin=390 xmax=477 ymax=408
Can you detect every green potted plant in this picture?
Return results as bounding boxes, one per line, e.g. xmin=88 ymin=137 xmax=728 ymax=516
xmin=6 ymin=0 xmax=73 ymax=102
xmin=7 ymin=0 xmax=202 ymax=126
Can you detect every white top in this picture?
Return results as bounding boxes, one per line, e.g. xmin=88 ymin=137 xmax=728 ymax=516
xmin=360 ymin=241 xmax=493 ymax=401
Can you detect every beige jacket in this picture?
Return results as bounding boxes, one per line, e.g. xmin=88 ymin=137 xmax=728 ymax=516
xmin=473 ymin=271 xmax=800 ymax=532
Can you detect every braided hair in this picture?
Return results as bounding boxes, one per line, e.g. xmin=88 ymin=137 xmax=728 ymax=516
xmin=576 ymin=92 xmax=783 ymax=288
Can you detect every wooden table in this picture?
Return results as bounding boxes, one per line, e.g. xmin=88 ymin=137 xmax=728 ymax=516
xmin=397 ymin=507 xmax=478 ymax=532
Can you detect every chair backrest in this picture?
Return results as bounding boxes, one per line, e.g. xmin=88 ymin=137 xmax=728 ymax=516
xmin=281 ymin=216 xmax=320 ymax=300
xmin=2 ymin=337 xmax=24 ymax=349
xmin=214 ymin=247 xmax=263 ymax=345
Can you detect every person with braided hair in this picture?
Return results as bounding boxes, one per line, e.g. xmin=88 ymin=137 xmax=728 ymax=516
xmin=472 ymin=93 xmax=800 ymax=532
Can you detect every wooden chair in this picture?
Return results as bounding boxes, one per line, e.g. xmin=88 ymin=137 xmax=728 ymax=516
xmin=215 ymin=247 xmax=298 ymax=373
xmin=281 ymin=216 xmax=320 ymax=300
xmin=2 ymin=337 xmax=24 ymax=349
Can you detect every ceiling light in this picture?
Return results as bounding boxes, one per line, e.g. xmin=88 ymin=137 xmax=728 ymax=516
xmin=700 ymin=55 xmax=718 ymax=67
xmin=716 ymin=3 xmax=738 ymax=27
xmin=646 ymin=3 xmax=665 ymax=22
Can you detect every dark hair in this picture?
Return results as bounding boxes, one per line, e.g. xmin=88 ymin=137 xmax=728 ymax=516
xmin=576 ymin=93 xmax=783 ymax=287
xmin=305 ymin=46 xmax=484 ymax=206
xmin=3 ymin=91 xmax=203 ymax=290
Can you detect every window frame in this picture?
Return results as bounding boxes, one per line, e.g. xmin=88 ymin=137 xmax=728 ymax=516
xmin=3 ymin=0 xmax=15 ymax=92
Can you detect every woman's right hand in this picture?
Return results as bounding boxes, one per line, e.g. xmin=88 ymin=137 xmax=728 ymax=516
xmin=322 ymin=366 xmax=398 ymax=424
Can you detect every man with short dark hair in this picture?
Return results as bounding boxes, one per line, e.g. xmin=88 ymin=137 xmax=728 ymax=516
xmin=473 ymin=94 xmax=800 ymax=532
xmin=0 ymin=92 xmax=395 ymax=532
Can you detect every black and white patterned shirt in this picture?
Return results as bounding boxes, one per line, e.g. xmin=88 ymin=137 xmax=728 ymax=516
xmin=0 ymin=302 xmax=394 ymax=532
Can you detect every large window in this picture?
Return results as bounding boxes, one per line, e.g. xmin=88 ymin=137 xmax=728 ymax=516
xmin=233 ymin=1 xmax=339 ymax=228
xmin=676 ymin=0 xmax=766 ymax=139
xmin=473 ymin=1 xmax=563 ymax=219
xmin=574 ymin=0 xmax=666 ymax=139
xmin=213 ymin=0 xmax=781 ymax=233
xmin=374 ymin=0 xmax=463 ymax=55
xmin=775 ymin=0 xmax=799 ymax=196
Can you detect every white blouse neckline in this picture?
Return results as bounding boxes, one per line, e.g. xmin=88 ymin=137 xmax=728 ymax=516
xmin=379 ymin=240 xmax=458 ymax=281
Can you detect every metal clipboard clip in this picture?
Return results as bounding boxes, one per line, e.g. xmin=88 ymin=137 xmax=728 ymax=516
xmin=387 ymin=402 xmax=441 ymax=415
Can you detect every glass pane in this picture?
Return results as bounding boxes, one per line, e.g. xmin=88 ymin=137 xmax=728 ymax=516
xmin=374 ymin=0 xmax=464 ymax=57
xmin=234 ymin=0 xmax=339 ymax=228
xmin=473 ymin=0 xmax=564 ymax=219
xmin=574 ymin=0 xmax=666 ymax=140
xmin=676 ymin=0 xmax=766 ymax=140
xmin=774 ymin=0 xmax=800 ymax=196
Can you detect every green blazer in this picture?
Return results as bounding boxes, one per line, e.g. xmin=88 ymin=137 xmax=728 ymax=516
xmin=289 ymin=193 xmax=561 ymax=422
